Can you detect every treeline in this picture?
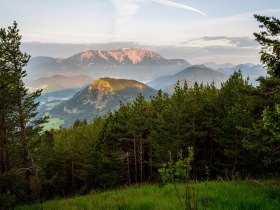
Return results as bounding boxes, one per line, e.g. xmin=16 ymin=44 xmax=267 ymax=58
xmin=1 ymin=15 xmax=280 ymax=207
xmin=30 ymin=72 xmax=279 ymax=200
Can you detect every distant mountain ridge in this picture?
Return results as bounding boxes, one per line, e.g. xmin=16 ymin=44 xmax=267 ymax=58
xmin=202 ymin=62 xmax=235 ymax=70
xmin=214 ymin=64 xmax=267 ymax=85
xmin=26 ymin=74 xmax=92 ymax=93
xmin=67 ymin=48 xmax=186 ymax=65
xmin=180 ymin=62 xmax=267 ymax=87
xmin=27 ymin=48 xmax=190 ymax=81
xmin=148 ymin=65 xmax=227 ymax=92
xmin=217 ymin=64 xmax=266 ymax=76
xmin=50 ymin=77 xmax=157 ymax=127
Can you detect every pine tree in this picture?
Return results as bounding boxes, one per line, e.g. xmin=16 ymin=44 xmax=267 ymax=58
xmin=254 ymin=14 xmax=280 ymax=78
xmin=0 ymin=26 xmax=13 ymax=175
xmin=0 ymin=22 xmax=47 ymax=201
xmin=217 ymin=71 xmax=256 ymax=177
xmin=243 ymin=15 xmax=280 ymax=172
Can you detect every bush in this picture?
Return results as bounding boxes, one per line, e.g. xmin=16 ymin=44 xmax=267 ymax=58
xmin=0 ymin=193 xmax=16 ymax=210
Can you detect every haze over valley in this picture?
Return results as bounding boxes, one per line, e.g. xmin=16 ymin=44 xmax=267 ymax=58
xmin=2 ymin=1 xmax=280 ymax=209
xmin=4 ymin=0 xmax=274 ymax=129
xmin=24 ymin=48 xmax=266 ymax=128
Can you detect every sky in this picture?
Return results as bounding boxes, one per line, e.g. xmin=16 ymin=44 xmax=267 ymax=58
xmin=1 ymin=0 xmax=280 ymax=64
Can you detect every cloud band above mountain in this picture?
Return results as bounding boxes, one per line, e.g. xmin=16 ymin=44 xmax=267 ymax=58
xmin=180 ymin=36 xmax=259 ymax=48
xmin=200 ymin=36 xmax=258 ymax=48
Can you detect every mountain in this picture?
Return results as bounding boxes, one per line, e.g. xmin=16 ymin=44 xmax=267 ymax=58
xmin=49 ymin=77 xmax=157 ymax=127
xmin=146 ymin=74 xmax=172 ymax=90
xmin=36 ymin=88 xmax=82 ymax=121
xmin=38 ymin=88 xmax=82 ymax=105
xmin=27 ymin=56 xmax=59 ymax=68
xmin=26 ymin=48 xmax=190 ymax=81
xmin=216 ymin=64 xmax=267 ymax=85
xmin=66 ymin=48 xmax=186 ymax=65
xmin=26 ymin=56 xmax=64 ymax=77
xmin=217 ymin=64 xmax=266 ymax=76
xmin=163 ymin=80 xmax=193 ymax=95
xmin=148 ymin=65 xmax=227 ymax=91
xmin=189 ymin=63 xmax=266 ymax=86
xmin=203 ymin=62 xmax=234 ymax=70
xmin=26 ymin=74 xmax=92 ymax=93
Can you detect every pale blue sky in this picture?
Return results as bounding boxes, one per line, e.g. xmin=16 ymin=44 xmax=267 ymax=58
xmin=1 ymin=0 xmax=280 ymax=63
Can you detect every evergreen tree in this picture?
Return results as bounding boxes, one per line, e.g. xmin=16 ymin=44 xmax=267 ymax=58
xmin=254 ymin=15 xmax=280 ymax=78
xmin=217 ymin=71 xmax=256 ymax=177
xmin=242 ymin=15 xmax=280 ymax=172
xmin=0 ymin=22 xmax=47 ymax=202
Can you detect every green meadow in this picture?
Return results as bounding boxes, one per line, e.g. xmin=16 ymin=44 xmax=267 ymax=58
xmin=42 ymin=117 xmax=64 ymax=130
xmin=17 ymin=181 xmax=280 ymax=210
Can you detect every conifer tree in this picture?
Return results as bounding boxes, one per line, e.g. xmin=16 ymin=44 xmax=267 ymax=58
xmin=217 ymin=71 xmax=256 ymax=177
xmin=243 ymin=15 xmax=280 ymax=170
xmin=254 ymin=15 xmax=280 ymax=78
xmin=0 ymin=22 xmax=47 ymax=201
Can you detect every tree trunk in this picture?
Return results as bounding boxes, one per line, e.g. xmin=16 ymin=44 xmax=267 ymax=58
xmin=71 ymin=160 xmax=76 ymax=193
xmin=192 ymin=117 xmax=195 ymax=148
xmin=126 ymin=151 xmax=131 ymax=185
xmin=62 ymin=161 xmax=66 ymax=196
xmin=133 ymin=139 xmax=138 ymax=183
xmin=210 ymin=108 xmax=213 ymax=171
xmin=139 ymin=138 xmax=143 ymax=183
xmin=17 ymin=92 xmax=32 ymax=201
xmin=0 ymin=114 xmax=10 ymax=173
xmin=150 ymin=145 xmax=153 ymax=180
xmin=23 ymin=143 xmax=32 ymax=200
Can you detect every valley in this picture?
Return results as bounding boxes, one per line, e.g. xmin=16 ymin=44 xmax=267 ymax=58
xmin=29 ymin=48 xmax=265 ymax=129
xmin=1 ymin=3 xmax=279 ymax=209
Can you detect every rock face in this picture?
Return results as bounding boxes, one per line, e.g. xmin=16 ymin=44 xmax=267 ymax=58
xmin=50 ymin=77 xmax=157 ymax=127
xmin=73 ymin=48 xmax=167 ymax=64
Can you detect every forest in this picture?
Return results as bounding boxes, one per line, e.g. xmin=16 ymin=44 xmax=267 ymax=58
xmin=0 ymin=15 xmax=280 ymax=208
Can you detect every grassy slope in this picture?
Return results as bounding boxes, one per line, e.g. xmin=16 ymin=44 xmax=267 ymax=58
xmin=42 ymin=117 xmax=64 ymax=131
xmin=17 ymin=181 xmax=280 ymax=210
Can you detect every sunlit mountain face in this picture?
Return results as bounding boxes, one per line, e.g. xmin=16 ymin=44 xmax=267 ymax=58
xmin=48 ymin=77 xmax=157 ymax=127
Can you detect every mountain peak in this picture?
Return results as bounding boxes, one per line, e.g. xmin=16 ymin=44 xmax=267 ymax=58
xmin=77 ymin=48 xmax=165 ymax=64
xmin=88 ymin=78 xmax=113 ymax=92
xmin=28 ymin=49 xmax=190 ymax=81
xmin=88 ymin=77 xmax=146 ymax=92
xmin=50 ymin=77 xmax=157 ymax=126
xmin=79 ymin=50 xmax=97 ymax=60
xmin=114 ymin=48 xmax=165 ymax=64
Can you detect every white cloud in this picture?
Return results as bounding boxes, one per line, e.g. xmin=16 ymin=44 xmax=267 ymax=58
xmin=180 ymin=36 xmax=259 ymax=48
xmin=151 ymin=0 xmax=207 ymax=16
xmin=111 ymin=0 xmax=207 ymax=35
xmin=111 ymin=0 xmax=141 ymax=30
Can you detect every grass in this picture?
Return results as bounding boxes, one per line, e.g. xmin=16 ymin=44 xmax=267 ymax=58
xmin=16 ymin=180 xmax=280 ymax=210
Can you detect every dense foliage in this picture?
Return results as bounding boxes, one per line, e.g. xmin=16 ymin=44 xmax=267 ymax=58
xmin=0 ymin=22 xmax=46 ymax=207
xmin=4 ymin=71 xmax=278 ymax=205
xmin=1 ymin=15 xmax=280 ymax=208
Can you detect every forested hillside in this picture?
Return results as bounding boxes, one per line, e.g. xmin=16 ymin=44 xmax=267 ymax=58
xmin=1 ymin=15 xmax=280 ymax=209
xmin=50 ymin=77 xmax=157 ymax=127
